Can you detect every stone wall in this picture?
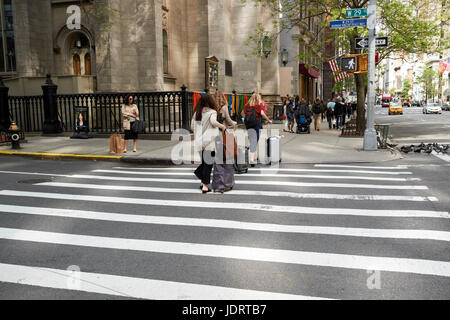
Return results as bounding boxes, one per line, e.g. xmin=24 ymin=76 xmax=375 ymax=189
xmin=13 ymin=0 xmax=54 ymax=77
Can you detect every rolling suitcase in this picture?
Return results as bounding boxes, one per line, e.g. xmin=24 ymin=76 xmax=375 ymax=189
xmin=212 ymin=163 xmax=235 ymax=193
xmin=267 ymin=135 xmax=282 ymax=165
xmin=213 ymin=134 xmax=236 ymax=192
xmin=234 ymin=146 xmax=249 ymax=174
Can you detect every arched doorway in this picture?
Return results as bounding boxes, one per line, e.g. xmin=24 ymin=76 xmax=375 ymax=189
xmin=73 ymin=54 xmax=81 ymax=75
xmin=84 ymin=53 xmax=91 ymax=75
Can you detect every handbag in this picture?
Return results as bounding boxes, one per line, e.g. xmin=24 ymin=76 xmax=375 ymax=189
xmin=132 ymin=120 xmax=146 ymax=133
xmin=110 ymin=134 xmax=124 ymax=154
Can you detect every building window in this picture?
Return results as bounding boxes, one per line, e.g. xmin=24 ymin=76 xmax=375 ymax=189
xmin=163 ymin=29 xmax=169 ymax=74
xmin=225 ymin=60 xmax=232 ymax=77
xmin=84 ymin=53 xmax=91 ymax=75
xmin=73 ymin=54 xmax=81 ymax=75
xmin=0 ymin=0 xmax=16 ymax=72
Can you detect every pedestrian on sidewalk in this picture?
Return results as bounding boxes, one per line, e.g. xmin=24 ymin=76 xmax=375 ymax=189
xmin=192 ymin=94 xmax=227 ymax=194
xmin=334 ymin=98 xmax=345 ymax=130
xmin=121 ymin=95 xmax=140 ymax=153
xmin=312 ymin=98 xmax=323 ymax=132
xmin=327 ymin=98 xmax=336 ymax=129
xmin=283 ymin=96 xmax=289 ymax=133
xmin=242 ymin=93 xmax=272 ymax=167
xmin=286 ymin=96 xmax=296 ymax=133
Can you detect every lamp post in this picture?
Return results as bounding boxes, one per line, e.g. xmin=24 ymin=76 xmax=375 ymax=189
xmin=281 ymin=48 xmax=289 ymax=66
xmin=261 ymin=36 xmax=272 ymax=58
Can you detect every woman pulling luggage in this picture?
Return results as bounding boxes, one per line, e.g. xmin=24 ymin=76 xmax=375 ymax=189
xmin=191 ymin=94 xmax=227 ymax=194
xmin=212 ymin=91 xmax=237 ymax=193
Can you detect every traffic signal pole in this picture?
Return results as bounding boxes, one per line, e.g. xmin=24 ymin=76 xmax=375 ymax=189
xmin=363 ymin=0 xmax=378 ymax=151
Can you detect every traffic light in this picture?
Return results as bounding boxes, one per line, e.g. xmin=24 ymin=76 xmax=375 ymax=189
xmin=339 ymin=54 xmax=368 ymax=74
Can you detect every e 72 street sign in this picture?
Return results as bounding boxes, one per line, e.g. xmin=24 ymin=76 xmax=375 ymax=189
xmin=346 ymin=8 xmax=368 ymax=18
xmin=330 ymin=18 xmax=367 ymax=29
xmin=355 ymin=37 xmax=389 ymax=49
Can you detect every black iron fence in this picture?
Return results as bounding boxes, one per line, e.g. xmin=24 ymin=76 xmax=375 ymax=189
xmin=7 ymin=90 xmax=194 ymax=134
xmin=8 ymin=95 xmax=45 ymax=133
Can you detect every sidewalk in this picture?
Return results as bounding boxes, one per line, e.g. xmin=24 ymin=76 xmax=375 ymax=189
xmin=0 ymin=123 xmax=402 ymax=164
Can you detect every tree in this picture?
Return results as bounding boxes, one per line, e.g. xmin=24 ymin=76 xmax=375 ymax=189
xmin=418 ymin=68 xmax=439 ymax=102
xmin=402 ymin=79 xmax=412 ymax=98
xmin=242 ymin=0 xmax=449 ymax=133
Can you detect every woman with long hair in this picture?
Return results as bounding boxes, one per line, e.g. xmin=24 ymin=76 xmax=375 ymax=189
xmin=121 ymin=95 xmax=139 ymax=153
xmin=191 ymin=94 xmax=227 ymax=193
xmin=213 ymin=91 xmax=237 ymax=128
xmin=241 ymin=93 xmax=272 ymax=166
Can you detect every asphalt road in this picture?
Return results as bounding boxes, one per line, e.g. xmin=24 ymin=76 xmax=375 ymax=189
xmin=375 ymin=106 xmax=450 ymax=145
xmin=0 ymin=155 xmax=449 ymax=300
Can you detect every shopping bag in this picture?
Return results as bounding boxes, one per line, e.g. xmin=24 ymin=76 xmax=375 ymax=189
xmin=110 ymin=134 xmax=124 ymax=154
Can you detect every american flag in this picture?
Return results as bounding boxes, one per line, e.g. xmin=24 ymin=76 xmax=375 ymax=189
xmin=328 ymin=58 xmax=351 ymax=83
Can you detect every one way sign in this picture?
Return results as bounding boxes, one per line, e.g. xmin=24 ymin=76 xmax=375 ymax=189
xmin=355 ymin=37 xmax=389 ymax=49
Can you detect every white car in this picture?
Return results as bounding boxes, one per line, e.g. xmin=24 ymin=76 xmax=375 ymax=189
xmin=423 ymin=103 xmax=442 ymax=114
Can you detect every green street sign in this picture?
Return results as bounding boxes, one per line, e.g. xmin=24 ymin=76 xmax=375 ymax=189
xmin=346 ymin=8 xmax=368 ymax=18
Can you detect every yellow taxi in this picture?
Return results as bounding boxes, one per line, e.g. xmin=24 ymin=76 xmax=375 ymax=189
xmin=389 ymin=101 xmax=403 ymax=115
xmin=402 ymin=98 xmax=411 ymax=108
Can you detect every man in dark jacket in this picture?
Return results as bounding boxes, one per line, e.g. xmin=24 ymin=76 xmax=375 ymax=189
xmin=334 ymin=98 xmax=345 ymax=130
xmin=312 ymin=98 xmax=324 ymax=131
xmin=295 ymin=98 xmax=312 ymax=123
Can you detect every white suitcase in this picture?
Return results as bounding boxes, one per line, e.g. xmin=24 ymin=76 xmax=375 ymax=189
xmin=267 ymin=135 xmax=282 ymax=165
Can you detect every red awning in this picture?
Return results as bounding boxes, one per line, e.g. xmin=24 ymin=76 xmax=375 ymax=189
xmin=299 ymin=64 xmax=320 ymax=78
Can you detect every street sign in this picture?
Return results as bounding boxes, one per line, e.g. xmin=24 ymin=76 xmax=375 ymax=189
xmin=346 ymin=8 xmax=368 ymax=18
xmin=330 ymin=18 xmax=368 ymax=29
xmin=355 ymin=37 xmax=389 ymax=49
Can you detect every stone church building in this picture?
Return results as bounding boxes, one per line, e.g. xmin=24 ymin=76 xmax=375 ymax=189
xmin=3 ymin=0 xmax=282 ymax=102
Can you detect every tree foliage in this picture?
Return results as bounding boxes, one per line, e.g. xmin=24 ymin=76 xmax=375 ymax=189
xmin=417 ymin=67 xmax=439 ymax=101
xmin=242 ymin=0 xmax=448 ymax=132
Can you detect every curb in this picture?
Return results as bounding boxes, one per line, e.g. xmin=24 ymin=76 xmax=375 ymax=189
xmin=0 ymin=151 xmax=122 ymax=162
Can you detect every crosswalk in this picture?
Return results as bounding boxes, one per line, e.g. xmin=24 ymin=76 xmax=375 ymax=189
xmin=0 ymin=163 xmax=449 ymax=300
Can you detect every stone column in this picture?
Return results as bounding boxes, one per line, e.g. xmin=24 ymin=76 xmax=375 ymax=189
xmin=0 ymin=79 xmax=10 ymax=132
xmin=42 ymin=74 xmax=62 ymax=134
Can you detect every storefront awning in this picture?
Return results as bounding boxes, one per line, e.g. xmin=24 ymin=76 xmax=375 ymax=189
xmin=299 ymin=64 xmax=320 ymax=78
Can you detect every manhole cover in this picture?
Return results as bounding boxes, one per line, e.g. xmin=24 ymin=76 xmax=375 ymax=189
xmin=18 ymin=179 xmax=53 ymax=184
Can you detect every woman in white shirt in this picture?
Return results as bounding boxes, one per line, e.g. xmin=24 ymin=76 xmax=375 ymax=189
xmin=121 ymin=95 xmax=139 ymax=153
xmin=191 ymin=94 xmax=227 ymax=194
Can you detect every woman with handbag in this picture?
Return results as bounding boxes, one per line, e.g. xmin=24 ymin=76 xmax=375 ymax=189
xmin=192 ymin=94 xmax=227 ymax=194
xmin=122 ymin=95 xmax=139 ymax=153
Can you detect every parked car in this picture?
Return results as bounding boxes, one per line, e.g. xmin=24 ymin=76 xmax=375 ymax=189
xmin=442 ymin=102 xmax=450 ymax=111
xmin=423 ymin=103 xmax=443 ymax=114
xmin=411 ymin=100 xmax=421 ymax=107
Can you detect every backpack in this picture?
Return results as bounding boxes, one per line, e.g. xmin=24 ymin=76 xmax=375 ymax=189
xmin=244 ymin=108 xmax=258 ymax=129
xmin=327 ymin=107 xmax=333 ymax=115
xmin=313 ymin=104 xmax=322 ymax=114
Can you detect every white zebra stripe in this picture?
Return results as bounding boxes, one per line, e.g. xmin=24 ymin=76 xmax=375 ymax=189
xmin=0 ymin=191 xmax=447 ymax=219
xmin=0 ymin=263 xmax=324 ymax=300
xmin=0 ymin=228 xmax=449 ymax=277
xmin=0 ymin=204 xmax=448 ymax=242
xmin=38 ymin=182 xmax=439 ymax=202
xmin=92 ymin=170 xmax=417 ymax=182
